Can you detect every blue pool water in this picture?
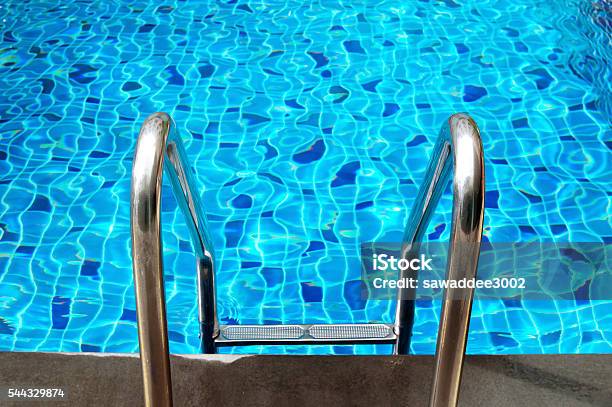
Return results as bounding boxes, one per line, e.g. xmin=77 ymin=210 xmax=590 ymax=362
xmin=0 ymin=0 xmax=610 ymax=355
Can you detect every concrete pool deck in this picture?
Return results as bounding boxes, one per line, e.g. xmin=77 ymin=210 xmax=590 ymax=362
xmin=0 ymin=353 xmax=610 ymax=406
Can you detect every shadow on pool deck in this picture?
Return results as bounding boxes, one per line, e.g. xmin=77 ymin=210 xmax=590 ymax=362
xmin=0 ymin=353 xmax=610 ymax=406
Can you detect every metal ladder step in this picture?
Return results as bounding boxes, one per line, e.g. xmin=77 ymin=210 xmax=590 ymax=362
xmin=215 ymin=323 xmax=397 ymax=346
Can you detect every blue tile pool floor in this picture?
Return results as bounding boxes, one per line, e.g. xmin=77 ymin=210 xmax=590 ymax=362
xmin=0 ymin=0 xmax=610 ymax=354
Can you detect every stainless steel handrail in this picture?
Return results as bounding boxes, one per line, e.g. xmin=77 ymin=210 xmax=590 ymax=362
xmin=131 ymin=111 xmax=482 ymax=407
xmin=393 ymin=113 xmax=485 ymax=407
xmin=131 ymin=112 xmax=218 ymax=407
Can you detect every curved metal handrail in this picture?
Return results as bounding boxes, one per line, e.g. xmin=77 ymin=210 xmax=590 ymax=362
xmin=131 ymin=112 xmax=218 ymax=407
xmin=393 ymin=113 xmax=485 ymax=407
xmin=130 ymin=111 xmax=482 ymax=407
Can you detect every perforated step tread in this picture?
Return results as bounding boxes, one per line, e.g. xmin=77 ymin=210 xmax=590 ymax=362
xmin=215 ymin=323 xmax=396 ymax=346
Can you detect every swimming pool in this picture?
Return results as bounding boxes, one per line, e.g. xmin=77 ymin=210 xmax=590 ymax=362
xmin=0 ymin=0 xmax=610 ymax=355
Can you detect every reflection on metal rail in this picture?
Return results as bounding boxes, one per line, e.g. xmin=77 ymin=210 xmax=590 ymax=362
xmin=130 ymin=112 xmax=483 ymax=407
xmin=394 ymin=113 xmax=485 ymax=407
xmin=131 ymin=113 xmax=218 ymax=407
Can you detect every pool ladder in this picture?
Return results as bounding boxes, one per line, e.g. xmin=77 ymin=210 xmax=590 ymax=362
xmin=131 ymin=112 xmax=484 ymax=407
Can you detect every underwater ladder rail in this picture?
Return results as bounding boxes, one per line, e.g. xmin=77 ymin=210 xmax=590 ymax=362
xmin=130 ymin=112 xmax=484 ymax=407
